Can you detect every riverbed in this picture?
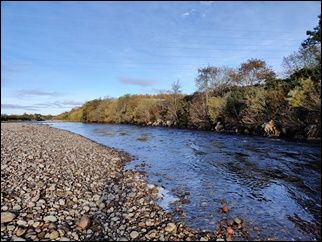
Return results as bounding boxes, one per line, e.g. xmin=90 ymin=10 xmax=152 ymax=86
xmin=41 ymin=121 xmax=321 ymax=241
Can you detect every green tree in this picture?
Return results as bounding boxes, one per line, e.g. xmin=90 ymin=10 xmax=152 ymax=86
xmin=302 ymin=15 xmax=321 ymax=48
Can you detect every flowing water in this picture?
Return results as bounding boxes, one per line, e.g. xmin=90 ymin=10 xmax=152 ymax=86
xmin=40 ymin=121 xmax=321 ymax=241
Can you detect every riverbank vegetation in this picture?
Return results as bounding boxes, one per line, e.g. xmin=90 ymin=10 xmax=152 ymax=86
xmin=1 ymin=113 xmax=53 ymax=121
xmin=55 ymin=16 xmax=321 ymax=140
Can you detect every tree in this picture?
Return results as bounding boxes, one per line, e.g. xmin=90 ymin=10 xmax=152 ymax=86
xmin=168 ymin=80 xmax=183 ymax=124
xmin=195 ymin=66 xmax=220 ymax=109
xmin=302 ymin=15 xmax=321 ymax=48
xmin=240 ymin=87 xmax=267 ymax=127
xmin=211 ymin=67 xmax=237 ymax=94
xmin=282 ymin=47 xmax=320 ymax=76
xmin=286 ymin=78 xmax=321 ymax=113
xmin=171 ymin=79 xmax=182 ymax=95
xmin=188 ymin=93 xmax=210 ymax=129
xmin=238 ymin=59 xmax=276 ymax=86
xmin=302 ymin=15 xmax=321 ymax=66
xmin=81 ymin=99 xmax=102 ymax=122
xmin=282 ymin=16 xmax=321 ymax=79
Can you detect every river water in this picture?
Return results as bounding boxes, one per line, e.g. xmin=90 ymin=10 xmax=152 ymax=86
xmin=41 ymin=121 xmax=321 ymax=241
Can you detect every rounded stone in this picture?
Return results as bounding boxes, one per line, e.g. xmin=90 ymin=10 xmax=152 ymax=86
xmin=77 ymin=215 xmax=91 ymax=230
xmin=43 ymin=215 xmax=57 ymax=222
xmin=1 ymin=212 xmax=16 ymax=223
xmin=16 ymin=227 xmax=27 ymax=237
xmin=164 ymin=223 xmax=177 ymax=234
xmin=13 ymin=205 xmax=22 ymax=210
xmin=130 ymin=231 xmax=139 ymax=239
xmin=49 ymin=230 xmax=59 ymax=240
xmin=16 ymin=220 xmax=28 ymax=227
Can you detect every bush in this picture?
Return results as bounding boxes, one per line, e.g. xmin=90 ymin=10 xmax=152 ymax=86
xmin=287 ymin=78 xmax=321 ymax=112
xmin=208 ymin=95 xmax=227 ymax=124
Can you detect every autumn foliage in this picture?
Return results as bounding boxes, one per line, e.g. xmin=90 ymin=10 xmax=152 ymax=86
xmin=55 ymin=16 xmax=321 ymax=140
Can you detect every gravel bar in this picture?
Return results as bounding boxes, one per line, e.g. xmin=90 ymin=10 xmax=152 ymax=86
xmin=1 ymin=123 xmax=226 ymax=241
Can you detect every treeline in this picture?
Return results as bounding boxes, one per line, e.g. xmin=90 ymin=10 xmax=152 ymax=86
xmin=1 ymin=113 xmax=53 ymax=121
xmin=55 ymin=16 xmax=321 ymax=140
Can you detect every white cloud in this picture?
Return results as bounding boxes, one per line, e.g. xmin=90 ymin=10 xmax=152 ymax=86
xmin=182 ymin=9 xmax=196 ymax=18
xmin=182 ymin=12 xmax=190 ymax=17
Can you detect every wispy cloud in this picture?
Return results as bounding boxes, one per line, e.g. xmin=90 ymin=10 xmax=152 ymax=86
xmin=182 ymin=12 xmax=191 ymax=17
xmin=34 ymin=100 xmax=83 ymax=108
xmin=2 ymin=100 xmax=83 ymax=112
xmin=119 ymin=78 xmax=156 ymax=87
xmin=182 ymin=9 xmax=196 ymax=18
xmin=1 ymin=104 xmax=38 ymax=110
xmin=16 ymin=89 xmax=63 ymax=97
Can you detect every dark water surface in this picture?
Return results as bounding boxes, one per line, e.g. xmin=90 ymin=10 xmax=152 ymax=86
xmin=41 ymin=121 xmax=321 ymax=240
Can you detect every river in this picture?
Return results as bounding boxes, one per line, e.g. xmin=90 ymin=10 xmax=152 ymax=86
xmin=40 ymin=121 xmax=321 ymax=241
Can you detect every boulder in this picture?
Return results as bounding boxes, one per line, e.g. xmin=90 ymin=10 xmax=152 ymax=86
xmin=215 ymin=122 xmax=224 ymax=132
xmin=306 ymin=124 xmax=320 ymax=139
xmin=263 ymin=120 xmax=280 ymax=137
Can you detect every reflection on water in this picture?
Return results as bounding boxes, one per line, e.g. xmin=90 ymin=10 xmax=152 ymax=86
xmin=41 ymin=121 xmax=321 ymax=241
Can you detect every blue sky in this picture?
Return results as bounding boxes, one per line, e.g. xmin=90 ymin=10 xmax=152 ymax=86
xmin=1 ymin=1 xmax=320 ymax=115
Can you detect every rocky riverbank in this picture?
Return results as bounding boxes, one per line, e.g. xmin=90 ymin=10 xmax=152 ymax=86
xmin=1 ymin=123 xmax=247 ymax=241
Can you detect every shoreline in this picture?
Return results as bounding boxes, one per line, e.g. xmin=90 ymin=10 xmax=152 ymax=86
xmin=1 ymin=123 xmax=247 ymax=241
xmin=48 ymin=119 xmax=321 ymax=145
xmin=3 ymin=119 xmax=320 ymax=144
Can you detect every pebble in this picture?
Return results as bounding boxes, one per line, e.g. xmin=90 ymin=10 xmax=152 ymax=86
xmin=118 ymin=237 xmax=128 ymax=241
xmin=93 ymin=194 xmax=100 ymax=201
xmin=43 ymin=215 xmax=57 ymax=223
xmin=59 ymin=237 xmax=70 ymax=241
xmin=7 ymin=225 xmax=16 ymax=231
xmin=83 ymin=206 xmax=90 ymax=212
xmin=146 ymin=219 xmax=154 ymax=226
xmin=77 ymin=215 xmax=91 ymax=230
xmin=27 ymin=202 xmax=35 ymax=208
xmin=227 ymin=227 xmax=234 ymax=235
xmin=49 ymin=230 xmax=60 ymax=240
xmin=1 ymin=212 xmax=16 ymax=223
xmin=130 ymin=231 xmax=139 ymax=239
xmin=13 ymin=205 xmax=21 ymax=210
xmin=165 ymin=223 xmax=177 ymax=234
xmin=234 ymin=217 xmax=242 ymax=224
xmin=98 ymin=203 xmax=105 ymax=209
xmin=32 ymin=222 xmax=40 ymax=228
xmin=12 ymin=237 xmax=26 ymax=241
xmin=1 ymin=205 xmax=9 ymax=211
xmin=222 ymin=206 xmax=229 ymax=213
xmin=15 ymin=227 xmax=26 ymax=237
xmin=16 ymin=220 xmax=28 ymax=227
